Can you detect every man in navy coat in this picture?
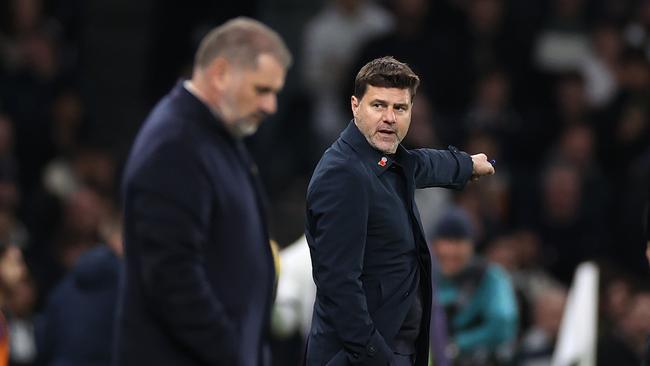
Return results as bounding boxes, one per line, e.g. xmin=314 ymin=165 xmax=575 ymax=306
xmin=305 ymin=57 xmax=495 ymax=366
xmin=114 ymin=18 xmax=291 ymax=366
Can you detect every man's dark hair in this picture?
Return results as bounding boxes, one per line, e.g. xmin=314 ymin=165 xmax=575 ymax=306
xmin=353 ymin=56 xmax=420 ymax=100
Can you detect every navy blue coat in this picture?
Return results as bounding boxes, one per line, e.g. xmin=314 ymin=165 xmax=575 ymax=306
xmin=306 ymin=122 xmax=472 ymax=366
xmin=114 ymin=83 xmax=275 ymax=366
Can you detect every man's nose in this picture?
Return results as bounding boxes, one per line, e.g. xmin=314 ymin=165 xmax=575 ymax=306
xmin=383 ymin=108 xmax=396 ymax=123
xmin=260 ymin=94 xmax=277 ymax=115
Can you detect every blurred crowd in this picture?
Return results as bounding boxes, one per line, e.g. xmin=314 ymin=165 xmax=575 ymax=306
xmin=0 ymin=0 xmax=648 ymax=365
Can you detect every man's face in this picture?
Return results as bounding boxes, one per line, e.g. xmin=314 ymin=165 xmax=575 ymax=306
xmin=621 ymin=293 xmax=650 ymax=343
xmin=219 ymin=53 xmax=286 ymax=137
xmin=0 ymin=245 xmax=26 ymax=289
xmin=432 ymin=239 xmax=474 ymax=277
xmin=352 ymin=85 xmax=412 ymax=154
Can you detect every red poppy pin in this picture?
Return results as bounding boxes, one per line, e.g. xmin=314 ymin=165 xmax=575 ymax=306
xmin=378 ymin=157 xmax=388 ymax=167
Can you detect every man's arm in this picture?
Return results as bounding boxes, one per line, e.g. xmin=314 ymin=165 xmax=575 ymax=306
xmin=127 ymin=141 xmax=237 ymax=365
xmin=307 ymin=164 xmax=392 ymax=365
xmin=410 ymin=146 xmax=494 ymax=189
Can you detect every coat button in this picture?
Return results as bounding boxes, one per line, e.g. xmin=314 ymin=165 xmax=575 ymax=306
xmin=352 ymin=352 xmax=359 ymax=359
xmin=367 ymin=345 xmax=376 ymax=355
xmin=403 ymin=291 xmax=410 ymax=298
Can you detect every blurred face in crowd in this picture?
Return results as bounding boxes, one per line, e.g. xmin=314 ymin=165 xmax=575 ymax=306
xmin=211 ymin=53 xmax=286 ymax=137
xmin=618 ymin=105 xmax=647 ymax=143
xmin=468 ymin=0 xmax=504 ymax=34
xmin=556 ymin=76 xmax=586 ymax=120
xmin=336 ymin=0 xmax=362 ymax=13
xmin=534 ymin=287 xmax=566 ymax=337
xmin=543 ymin=164 xmax=581 ymax=224
xmin=0 ymin=245 xmax=27 ymax=291
xmin=555 ymin=0 xmax=584 ymax=18
xmin=392 ymin=0 xmax=429 ymax=24
xmin=352 ymin=86 xmax=412 ymax=154
xmin=8 ymin=278 xmax=36 ymax=317
xmin=592 ymin=26 xmax=622 ymax=63
xmin=477 ymin=72 xmax=509 ymax=111
xmin=559 ymin=124 xmax=594 ymax=170
xmin=432 ymin=238 xmax=474 ymax=277
xmin=12 ymin=0 xmax=42 ymax=34
xmin=486 ymin=237 xmax=518 ymax=271
xmin=604 ymin=279 xmax=633 ymax=323
xmin=621 ymin=293 xmax=650 ymax=350
xmin=64 ymin=188 xmax=105 ymax=238
xmin=0 ymin=116 xmax=14 ymax=156
xmin=403 ymin=93 xmax=436 ymax=148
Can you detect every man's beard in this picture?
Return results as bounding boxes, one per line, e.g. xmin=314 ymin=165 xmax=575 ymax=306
xmin=368 ymin=134 xmax=400 ymax=154
xmin=229 ymin=117 xmax=260 ymax=138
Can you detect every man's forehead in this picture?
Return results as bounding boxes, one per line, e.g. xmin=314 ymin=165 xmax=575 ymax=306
xmin=243 ymin=54 xmax=286 ymax=88
xmin=363 ymin=85 xmax=411 ymax=103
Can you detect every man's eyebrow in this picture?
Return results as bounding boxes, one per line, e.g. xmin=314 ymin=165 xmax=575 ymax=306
xmin=368 ymin=99 xmax=409 ymax=108
xmin=368 ymin=99 xmax=388 ymax=105
xmin=255 ymin=85 xmax=277 ymax=93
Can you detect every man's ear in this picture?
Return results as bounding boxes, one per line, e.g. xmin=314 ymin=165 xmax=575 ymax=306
xmin=351 ymin=95 xmax=360 ymax=118
xmin=205 ymin=57 xmax=230 ymax=93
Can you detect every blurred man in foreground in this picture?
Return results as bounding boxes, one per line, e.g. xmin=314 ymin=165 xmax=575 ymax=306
xmin=115 ymin=17 xmax=291 ymax=366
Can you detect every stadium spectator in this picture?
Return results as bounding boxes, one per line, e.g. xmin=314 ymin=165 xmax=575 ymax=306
xmin=431 ymin=207 xmax=518 ymax=365
xmin=0 ymin=243 xmax=29 ymax=366
xmin=598 ymin=290 xmax=650 ymax=365
xmin=513 ymin=286 xmax=567 ymax=366
xmin=36 ymin=215 xmax=122 ymax=366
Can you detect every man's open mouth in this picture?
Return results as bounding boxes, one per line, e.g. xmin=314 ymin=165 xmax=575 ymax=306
xmin=377 ymin=129 xmax=396 ymax=137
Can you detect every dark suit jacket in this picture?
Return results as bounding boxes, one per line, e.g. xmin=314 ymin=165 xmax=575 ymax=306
xmin=305 ymin=122 xmax=472 ymax=366
xmin=114 ymin=82 xmax=275 ymax=366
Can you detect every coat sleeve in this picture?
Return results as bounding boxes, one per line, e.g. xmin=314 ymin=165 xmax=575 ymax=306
xmin=410 ymin=145 xmax=473 ymax=189
xmin=126 ymin=140 xmax=237 ymax=365
xmin=306 ymin=163 xmax=393 ymax=365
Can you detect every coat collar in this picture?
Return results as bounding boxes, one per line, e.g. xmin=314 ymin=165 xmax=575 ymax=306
xmin=340 ymin=120 xmax=410 ymax=176
xmin=171 ymin=80 xmax=235 ymax=141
